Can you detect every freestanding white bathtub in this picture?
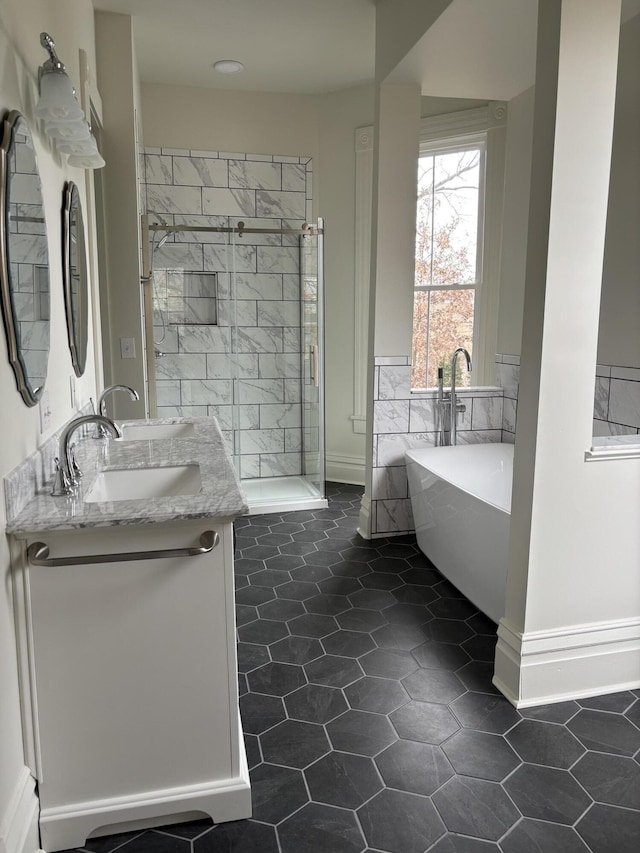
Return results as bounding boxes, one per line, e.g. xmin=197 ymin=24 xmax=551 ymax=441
xmin=405 ymin=443 xmax=513 ymax=624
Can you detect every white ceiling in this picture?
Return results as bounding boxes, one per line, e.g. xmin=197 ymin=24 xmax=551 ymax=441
xmin=91 ymin=0 xmax=376 ymax=94
xmin=92 ymin=0 xmax=640 ymax=99
xmin=387 ymin=0 xmax=538 ymax=101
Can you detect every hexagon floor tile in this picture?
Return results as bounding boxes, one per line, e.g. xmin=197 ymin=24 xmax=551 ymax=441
xmin=65 ymin=483 xmax=640 ymax=853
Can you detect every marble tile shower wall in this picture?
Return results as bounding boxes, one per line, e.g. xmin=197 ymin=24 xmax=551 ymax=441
xmin=370 ymin=357 xmax=504 ymax=537
xmin=143 ymin=146 xmax=313 ymax=479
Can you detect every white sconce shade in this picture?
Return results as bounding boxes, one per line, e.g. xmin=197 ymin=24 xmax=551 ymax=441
xmin=44 ymin=117 xmax=91 ymax=142
xmin=56 ymin=135 xmax=96 ymax=155
xmin=67 ymin=151 xmax=106 ymax=169
xmin=35 ymin=71 xmax=84 ymax=121
xmin=37 ymin=33 xmax=105 ymax=170
xmin=58 ymin=134 xmax=106 ymax=167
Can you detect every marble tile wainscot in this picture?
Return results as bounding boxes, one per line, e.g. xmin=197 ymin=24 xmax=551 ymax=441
xmin=494 ymin=354 xmax=520 ymax=442
xmin=143 ymin=147 xmax=313 ymax=480
xmin=369 ymin=353 xmax=640 ymax=537
xmin=370 ymin=357 xmax=504 ymax=537
xmin=495 ymin=355 xmax=640 ymax=442
xmin=593 ymin=364 xmax=640 ymax=438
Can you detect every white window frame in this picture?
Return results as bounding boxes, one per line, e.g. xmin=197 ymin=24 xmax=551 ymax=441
xmin=412 ymin=103 xmax=507 ymax=389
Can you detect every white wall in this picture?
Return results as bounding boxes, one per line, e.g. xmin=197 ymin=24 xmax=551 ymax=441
xmin=375 ymin=0 xmax=453 ymax=82
xmin=370 ymin=84 xmax=421 ymax=357
xmin=141 ymin=85 xmax=319 ymax=162
xmin=496 ymin=15 xmax=640 ymax=363
xmin=318 ymin=84 xmax=375 ymax=482
xmin=597 ymin=13 xmax=640 ymax=368
xmin=94 ymin=12 xmax=146 ymax=420
xmin=0 ymin=2 xmax=100 ymax=851
xmin=496 ymin=86 xmax=534 ymax=356
xmin=421 ymin=95 xmax=488 ymax=118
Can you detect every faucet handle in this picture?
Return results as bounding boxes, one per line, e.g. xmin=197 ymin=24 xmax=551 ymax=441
xmin=51 ymin=458 xmax=76 ymax=496
xmin=69 ymin=443 xmax=82 ymax=481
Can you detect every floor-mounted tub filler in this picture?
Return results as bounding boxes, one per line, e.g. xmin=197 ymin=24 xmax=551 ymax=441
xmin=405 ymin=442 xmax=513 ymax=624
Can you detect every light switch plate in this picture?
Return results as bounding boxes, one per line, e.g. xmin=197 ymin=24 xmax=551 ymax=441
xmin=120 ymin=337 xmax=136 ymax=359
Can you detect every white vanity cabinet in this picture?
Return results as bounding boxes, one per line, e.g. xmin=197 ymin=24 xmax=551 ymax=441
xmin=11 ymin=518 xmax=251 ymax=851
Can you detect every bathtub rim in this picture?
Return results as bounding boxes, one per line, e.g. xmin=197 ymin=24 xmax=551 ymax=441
xmin=405 ymin=442 xmax=513 ymax=515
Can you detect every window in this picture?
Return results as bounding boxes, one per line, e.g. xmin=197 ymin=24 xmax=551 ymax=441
xmin=411 ymin=136 xmax=485 ymax=389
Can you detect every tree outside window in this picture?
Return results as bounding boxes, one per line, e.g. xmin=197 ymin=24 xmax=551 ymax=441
xmin=411 ymin=143 xmax=484 ymax=389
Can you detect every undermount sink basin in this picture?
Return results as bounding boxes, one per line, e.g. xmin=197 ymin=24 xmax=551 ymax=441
xmin=85 ymin=465 xmax=202 ymax=502
xmin=121 ymin=422 xmax=196 ymax=441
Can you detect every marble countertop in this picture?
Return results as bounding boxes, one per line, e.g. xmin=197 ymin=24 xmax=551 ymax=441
xmin=6 ymin=417 xmax=249 ymax=535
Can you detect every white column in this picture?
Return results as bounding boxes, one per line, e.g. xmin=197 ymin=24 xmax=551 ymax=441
xmin=494 ymin=0 xmax=640 ymax=706
xmin=359 ymin=84 xmax=420 ymax=539
xmin=351 ymin=126 xmax=374 ymax=436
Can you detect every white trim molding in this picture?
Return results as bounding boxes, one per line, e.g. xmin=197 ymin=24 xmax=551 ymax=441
xmin=326 ymin=452 xmax=365 ymax=486
xmin=475 ymin=117 xmax=507 ymax=386
xmin=39 ymin=744 xmax=251 ymax=852
xmin=418 ymin=102 xmax=507 ymax=387
xmin=420 ymin=101 xmax=507 ymax=142
xmin=357 ymin=490 xmax=372 ymax=540
xmin=494 ymin=616 xmax=640 ymax=707
xmin=353 ymin=126 xmax=374 ymax=434
xmin=0 ymin=767 xmax=40 ymax=853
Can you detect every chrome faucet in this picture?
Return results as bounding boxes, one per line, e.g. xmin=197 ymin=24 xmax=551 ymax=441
xmin=449 ymin=347 xmax=472 ymax=446
xmin=52 ymin=414 xmax=122 ymax=496
xmin=96 ymin=384 xmax=139 ymax=437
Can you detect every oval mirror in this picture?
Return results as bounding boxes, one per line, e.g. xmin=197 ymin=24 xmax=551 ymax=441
xmin=0 ymin=111 xmax=50 ymax=406
xmin=62 ymin=181 xmax=88 ymax=376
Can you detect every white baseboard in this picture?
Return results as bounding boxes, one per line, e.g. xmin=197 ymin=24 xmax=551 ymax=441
xmin=40 ymin=769 xmax=251 ymax=852
xmin=357 ymin=491 xmax=371 ymax=539
xmin=325 ymin=453 xmax=365 ymax=486
xmin=0 ymin=767 xmax=39 ymax=853
xmin=494 ymin=615 xmax=640 ymax=707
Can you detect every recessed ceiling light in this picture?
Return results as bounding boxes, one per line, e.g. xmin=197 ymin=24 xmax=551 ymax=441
xmin=213 ymin=59 xmax=244 ymax=74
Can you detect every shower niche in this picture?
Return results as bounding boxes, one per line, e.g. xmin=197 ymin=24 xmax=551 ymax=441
xmin=141 ymin=211 xmax=326 ymax=514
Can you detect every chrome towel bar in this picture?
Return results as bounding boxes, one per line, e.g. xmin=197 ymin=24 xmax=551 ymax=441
xmin=26 ymin=530 xmax=219 ymax=567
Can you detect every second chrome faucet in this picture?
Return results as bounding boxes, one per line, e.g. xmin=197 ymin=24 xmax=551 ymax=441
xmin=95 ymin=384 xmax=139 ymax=438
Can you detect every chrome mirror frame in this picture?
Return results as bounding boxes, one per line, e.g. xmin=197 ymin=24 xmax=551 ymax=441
xmin=0 ymin=110 xmax=50 ymax=406
xmin=62 ymin=181 xmax=88 ymax=376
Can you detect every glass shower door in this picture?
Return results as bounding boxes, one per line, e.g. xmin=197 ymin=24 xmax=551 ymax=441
xmin=301 ymin=220 xmax=325 ymax=498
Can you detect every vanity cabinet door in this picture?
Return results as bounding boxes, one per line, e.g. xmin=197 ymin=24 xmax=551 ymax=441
xmin=17 ymin=520 xmax=241 ymax=812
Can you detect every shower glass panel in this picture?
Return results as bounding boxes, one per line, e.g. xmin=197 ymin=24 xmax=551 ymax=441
xmin=301 ymin=220 xmax=325 ymax=496
xmin=143 ymin=215 xmax=326 ymax=514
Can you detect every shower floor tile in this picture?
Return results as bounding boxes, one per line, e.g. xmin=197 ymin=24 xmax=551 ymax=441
xmin=63 ymin=483 xmax=640 ymax=853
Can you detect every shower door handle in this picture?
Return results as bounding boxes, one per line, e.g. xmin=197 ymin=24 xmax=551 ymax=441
xmin=309 ymin=345 xmax=319 ymax=387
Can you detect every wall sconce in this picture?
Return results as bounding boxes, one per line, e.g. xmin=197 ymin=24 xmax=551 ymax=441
xmin=36 ymin=33 xmax=105 ymax=170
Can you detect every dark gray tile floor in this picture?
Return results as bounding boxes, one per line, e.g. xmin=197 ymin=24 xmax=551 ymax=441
xmin=64 ymin=483 xmax=640 ymax=853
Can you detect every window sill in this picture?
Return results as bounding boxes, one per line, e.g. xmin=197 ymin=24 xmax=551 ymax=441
xmin=585 ymin=435 xmax=640 ymax=461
